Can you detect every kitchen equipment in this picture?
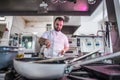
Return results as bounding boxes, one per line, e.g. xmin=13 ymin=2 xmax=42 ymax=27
xmin=0 ymin=46 xmax=18 ymax=69
xmin=14 ymin=57 xmax=66 ymax=79
xmin=0 ymin=23 xmax=6 ymax=39
xmin=9 ymin=33 xmax=19 ymax=47
xmin=4 ymin=68 xmax=98 ymax=80
xmin=66 ymin=35 xmax=79 ymax=56
xmin=68 ymin=75 xmax=98 ymax=80
xmin=13 ymin=49 xmax=99 ymax=80
xmin=82 ymin=65 xmax=120 ymax=80
xmin=21 ymin=33 xmax=39 ymax=53
xmin=34 ymin=49 xmax=99 ymax=63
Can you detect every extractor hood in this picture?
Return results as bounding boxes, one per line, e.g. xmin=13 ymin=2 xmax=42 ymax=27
xmin=0 ymin=23 xmax=7 ymax=39
xmin=61 ymin=16 xmax=80 ymax=34
xmin=61 ymin=25 xmax=80 ymax=34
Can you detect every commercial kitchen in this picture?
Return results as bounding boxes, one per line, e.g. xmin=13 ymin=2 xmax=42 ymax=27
xmin=0 ymin=0 xmax=120 ymax=80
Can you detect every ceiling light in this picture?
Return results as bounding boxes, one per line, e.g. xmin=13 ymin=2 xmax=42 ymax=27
xmin=51 ymin=0 xmax=67 ymax=3
xmin=51 ymin=0 xmax=59 ymax=4
xmin=51 ymin=0 xmax=76 ymax=4
xmin=88 ymin=0 xmax=96 ymax=4
xmin=0 ymin=16 xmax=6 ymax=21
xmin=59 ymin=0 xmax=67 ymax=3
xmin=38 ymin=0 xmax=48 ymax=13
xmin=67 ymin=0 xmax=77 ymax=4
xmin=39 ymin=1 xmax=48 ymax=8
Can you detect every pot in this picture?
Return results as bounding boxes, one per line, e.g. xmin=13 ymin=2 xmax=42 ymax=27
xmin=0 ymin=46 xmax=18 ymax=69
xmin=13 ymin=49 xmax=99 ymax=79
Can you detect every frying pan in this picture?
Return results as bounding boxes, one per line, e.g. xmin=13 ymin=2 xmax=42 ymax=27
xmin=13 ymin=49 xmax=99 ymax=79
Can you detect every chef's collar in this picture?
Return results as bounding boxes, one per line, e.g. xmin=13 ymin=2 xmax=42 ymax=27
xmin=53 ymin=30 xmax=61 ymax=33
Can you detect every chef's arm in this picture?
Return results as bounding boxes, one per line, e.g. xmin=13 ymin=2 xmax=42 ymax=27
xmin=64 ymin=47 xmax=69 ymax=53
xmin=39 ymin=37 xmax=46 ymax=45
xmin=61 ymin=46 xmax=69 ymax=55
xmin=39 ymin=37 xmax=51 ymax=48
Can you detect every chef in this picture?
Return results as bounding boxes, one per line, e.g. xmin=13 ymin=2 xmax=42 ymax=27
xmin=39 ymin=17 xmax=69 ymax=58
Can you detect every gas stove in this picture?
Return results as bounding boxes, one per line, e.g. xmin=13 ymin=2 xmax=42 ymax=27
xmin=2 ymin=67 xmax=99 ymax=80
xmin=3 ymin=64 xmax=119 ymax=80
xmin=0 ymin=69 xmax=8 ymax=80
xmin=4 ymin=64 xmax=119 ymax=80
xmin=7 ymin=73 xmax=97 ymax=80
xmin=0 ymin=72 xmax=5 ymax=80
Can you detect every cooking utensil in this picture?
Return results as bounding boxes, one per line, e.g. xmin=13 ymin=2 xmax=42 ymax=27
xmin=31 ymin=57 xmax=67 ymax=63
xmin=14 ymin=57 xmax=66 ymax=79
xmin=13 ymin=49 xmax=99 ymax=79
xmin=0 ymin=46 xmax=18 ymax=69
xmin=68 ymin=75 xmax=98 ymax=80
xmin=69 ymin=49 xmax=99 ymax=63
xmin=34 ymin=49 xmax=99 ymax=63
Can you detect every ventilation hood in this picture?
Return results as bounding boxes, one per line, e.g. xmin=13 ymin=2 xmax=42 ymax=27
xmin=61 ymin=16 xmax=80 ymax=34
xmin=0 ymin=23 xmax=6 ymax=38
xmin=61 ymin=25 xmax=80 ymax=34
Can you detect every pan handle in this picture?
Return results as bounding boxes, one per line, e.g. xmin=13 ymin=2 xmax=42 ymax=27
xmin=69 ymin=49 xmax=100 ymax=63
xmin=64 ymin=65 xmax=73 ymax=74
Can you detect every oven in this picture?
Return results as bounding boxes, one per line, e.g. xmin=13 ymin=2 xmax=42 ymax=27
xmin=65 ymin=37 xmax=80 ymax=56
xmin=20 ymin=33 xmax=40 ymax=55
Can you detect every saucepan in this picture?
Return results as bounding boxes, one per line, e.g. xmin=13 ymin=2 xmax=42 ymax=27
xmin=13 ymin=49 xmax=99 ymax=80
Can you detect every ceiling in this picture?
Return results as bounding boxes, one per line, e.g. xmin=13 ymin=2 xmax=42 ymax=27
xmin=0 ymin=0 xmax=102 ymax=16
xmin=22 ymin=16 xmax=54 ymax=22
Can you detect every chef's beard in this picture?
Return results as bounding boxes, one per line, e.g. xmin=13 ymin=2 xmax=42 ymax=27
xmin=54 ymin=27 xmax=61 ymax=32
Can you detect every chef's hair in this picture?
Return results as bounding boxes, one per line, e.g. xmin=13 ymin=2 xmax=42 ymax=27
xmin=54 ymin=17 xmax=64 ymax=22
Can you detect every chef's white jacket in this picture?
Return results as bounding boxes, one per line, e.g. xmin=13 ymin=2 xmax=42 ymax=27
xmin=41 ymin=30 xmax=69 ymax=58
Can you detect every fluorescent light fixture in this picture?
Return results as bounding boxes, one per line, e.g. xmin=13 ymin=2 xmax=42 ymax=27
xmin=51 ymin=0 xmax=76 ymax=4
xmin=39 ymin=1 xmax=48 ymax=7
xmin=0 ymin=16 xmax=6 ymax=21
xmin=88 ymin=0 xmax=96 ymax=4
xmin=38 ymin=1 xmax=48 ymax=13
xmin=32 ymin=32 xmax=38 ymax=35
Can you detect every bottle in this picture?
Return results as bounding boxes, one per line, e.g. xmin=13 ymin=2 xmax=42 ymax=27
xmin=17 ymin=45 xmax=24 ymax=58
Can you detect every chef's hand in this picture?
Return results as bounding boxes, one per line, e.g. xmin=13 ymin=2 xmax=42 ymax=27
xmin=59 ymin=50 xmax=65 ymax=55
xmin=59 ymin=47 xmax=69 ymax=56
xmin=45 ymin=39 xmax=51 ymax=48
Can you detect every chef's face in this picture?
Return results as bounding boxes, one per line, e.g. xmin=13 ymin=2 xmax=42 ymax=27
xmin=54 ymin=19 xmax=64 ymax=31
